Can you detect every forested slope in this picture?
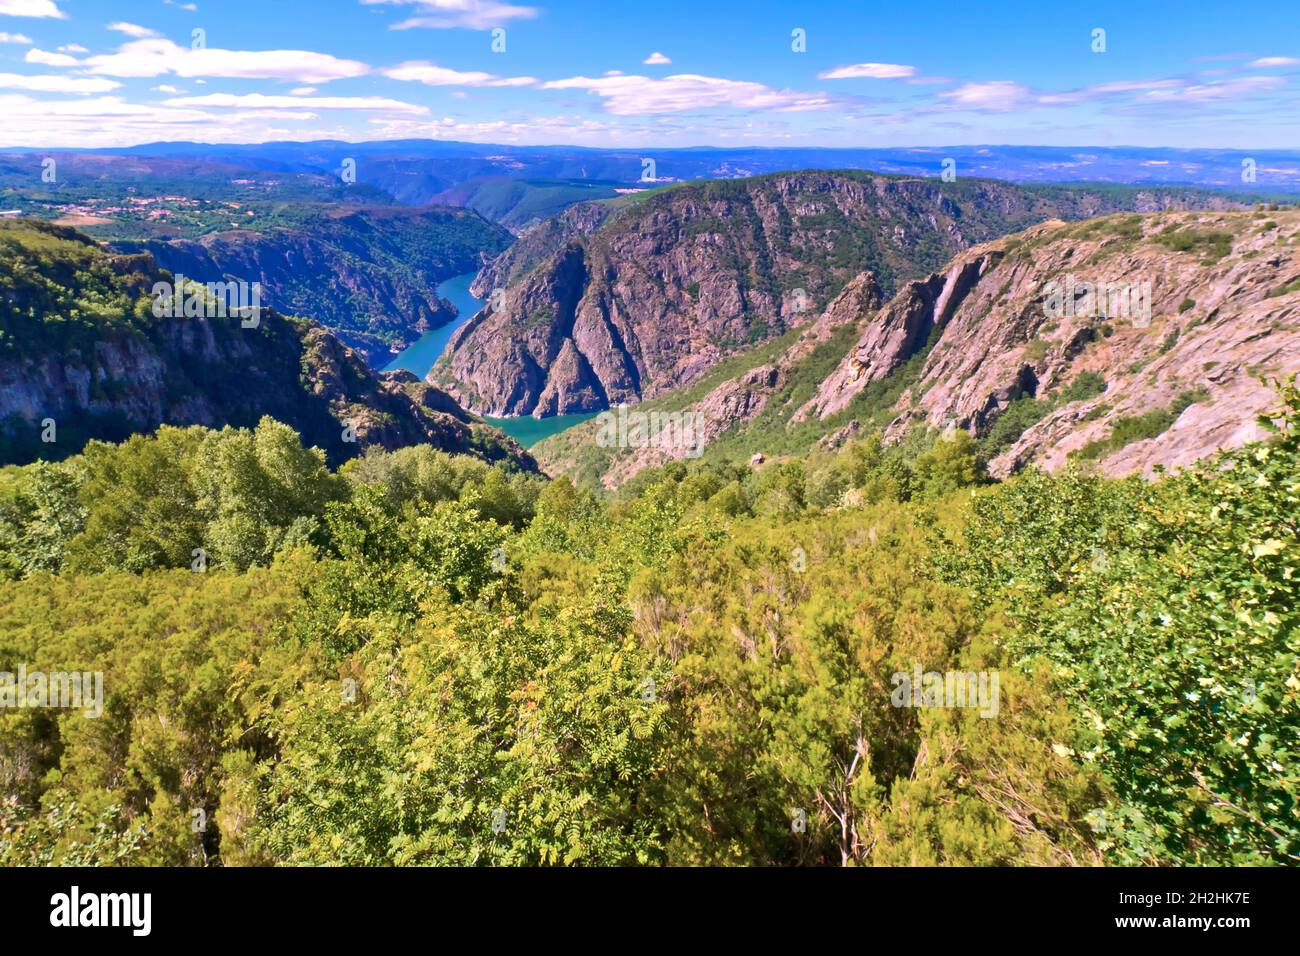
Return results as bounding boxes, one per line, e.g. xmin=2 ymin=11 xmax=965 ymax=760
xmin=1 ymin=378 xmax=1294 ymax=865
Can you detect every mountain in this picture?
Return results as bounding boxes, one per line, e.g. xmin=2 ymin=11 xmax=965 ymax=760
xmin=436 ymin=171 xmax=1244 ymax=418
xmin=32 ymin=141 xmax=1300 ymax=195
xmin=533 ymin=207 xmax=1299 ymax=487
xmin=0 ymin=219 xmax=535 ymax=470
xmin=425 ymin=177 xmax=624 ymax=231
xmin=105 ymin=205 xmax=511 ymax=367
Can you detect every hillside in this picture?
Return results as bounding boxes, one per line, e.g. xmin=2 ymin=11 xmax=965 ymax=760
xmin=428 ymin=177 xmax=624 ymax=231
xmin=105 ymin=205 xmax=512 ymax=366
xmin=534 ymin=208 xmax=1299 ymax=487
xmin=0 ymin=220 xmax=535 ymax=470
xmin=439 ymin=171 xmax=1241 ymax=418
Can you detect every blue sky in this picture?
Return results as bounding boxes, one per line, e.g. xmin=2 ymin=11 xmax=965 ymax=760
xmin=1 ymin=0 xmax=1297 ymax=148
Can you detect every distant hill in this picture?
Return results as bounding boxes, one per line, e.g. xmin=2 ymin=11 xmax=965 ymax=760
xmin=0 ymin=220 xmax=535 ymax=470
xmin=106 ymin=205 xmax=512 ymax=366
xmin=426 ymin=177 xmax=623 ymax=231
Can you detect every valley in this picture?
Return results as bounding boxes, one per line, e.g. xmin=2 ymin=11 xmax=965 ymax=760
xmin=0 ymin=129 xmax=1295 ymax=877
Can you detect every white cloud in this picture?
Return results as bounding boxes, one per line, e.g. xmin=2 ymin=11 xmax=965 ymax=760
xmin=163 ymin=92 xmax=429 ymax=113
xmin=384 ymin=60 xmax=534 ymax=86
xmin=56 ymin=43 xmax=87 ymax=53
xmin=363 ymin=0 xmax=540 ymax=30
xmin=0 ymin=93 xmax=342 ymax=148
xmin=644 ymin=52 xmax=671 ymax=65
xmin=0 ymin=72 xmax=122 ymax=93
xmin=25 ymin=47 xmax=78 ymax=66
xmin=163 ymin=0 xmax=199 ymax=10
xmin=82 ymin=39 xmax=370 ymax=83
xmin=290 ymin=86 xmax=317 ymax=95
xmin=540 ymin=72 xmax=836 ymax=115
xmin=107 ymin=22 xmax=162 ymax=39
xmin=1143 ymin=74 xmax=1285 ymax=101
xmin=937 ymin=80 xmax=1032 ymax=111
xmin=0 ymin=32 xmax=33 ymax=44
xmin=0 ymin=0 xmax=65 ymax=18
xmin=1248 ymin=56 xmax=1300 ymax=68
xmin=818 ymin=62 xmax=916 ymax=80
xmin=152 ymin=84 xmax=184 ymax=93
xmin=934 ymin=73 xmax=1288 ymax=114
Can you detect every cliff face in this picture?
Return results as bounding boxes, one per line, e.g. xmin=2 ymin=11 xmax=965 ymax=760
xmin=533 ymin=209 xmax=1298 ymax=486
xmin=791 ymin=209 xmax=1299 ymax=478
xmin=0 ymin=220 xmax=536 ymax=470
xmin=112 ymin=205 xmax=512 ymax=367
xmin=443 ymin=171 xmax=1241 ymax=417
xmin=863 ymin=211 xmax=1299 ymax=478
xmin=469 ymin=200 xmax=613 ymax=297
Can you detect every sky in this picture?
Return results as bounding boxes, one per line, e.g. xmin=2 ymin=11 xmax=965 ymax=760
xmin=0 ymin=0 xmax=1297 ymax=149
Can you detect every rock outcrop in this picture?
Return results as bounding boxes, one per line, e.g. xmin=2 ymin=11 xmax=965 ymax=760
xmin=111 ymin=205 xmax=512 ymax=367
xmin=444 ymin=170 xmax=1242 ymax=417
xmin=0 ymin=220 xmax=535 ymax=470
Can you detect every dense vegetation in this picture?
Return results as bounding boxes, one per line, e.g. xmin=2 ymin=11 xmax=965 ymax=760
xmin=108 ymin=204 xmax=512 ymax=358
xmin=1 ymin=377 xmax=1294 ymax=866
xmin=0 ymin=220 xmax=529 ymax=470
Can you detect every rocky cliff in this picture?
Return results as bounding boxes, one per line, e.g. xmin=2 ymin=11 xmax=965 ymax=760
xmin=112 ymin=205 xmax=512 ymax=367
xmin=443 ymin=171 xmax=1240 ymax=418
xmin=0 ymin=220 xmax=535 ymax=470
xmin=533 ymin=208 xmax=1297 ymax=485
xmin=862 ymin=210 xmax=1298 ymax=478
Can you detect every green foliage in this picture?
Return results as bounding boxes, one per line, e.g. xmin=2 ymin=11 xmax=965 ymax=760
xmin=940 ymin=378 xmax=1300 ymax=863
xmin=1 ymin=381 xmax=1295 ymax=867
xmin=250 ymin=589 xmax=670 ymax=865
xmin=1152 ymin=227 xmax=1234 ymax=264
xmin=0 ymin=220 xmax=153 ymax=361
xmin=1074 ymin=389 xmax=1209 ymax=461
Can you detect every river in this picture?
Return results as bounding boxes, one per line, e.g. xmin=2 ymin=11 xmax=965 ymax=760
xmin=382 ymin=272 xmax=599 ymax=448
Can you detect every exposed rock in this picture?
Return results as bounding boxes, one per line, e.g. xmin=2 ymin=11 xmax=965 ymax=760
xmin=442 ymin=171 xmax=1226 ymax=417
xmin=810 ymin=210 xmax=1300 ymax=478
xmin=0 ymin=220 xmax=536 ymax=470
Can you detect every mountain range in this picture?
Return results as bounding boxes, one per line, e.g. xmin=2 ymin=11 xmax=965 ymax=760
xmin=533 ymin=206 xmax=1298 ymax=485
xmin=434 ymin=171 xmax=1244 ymax=418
